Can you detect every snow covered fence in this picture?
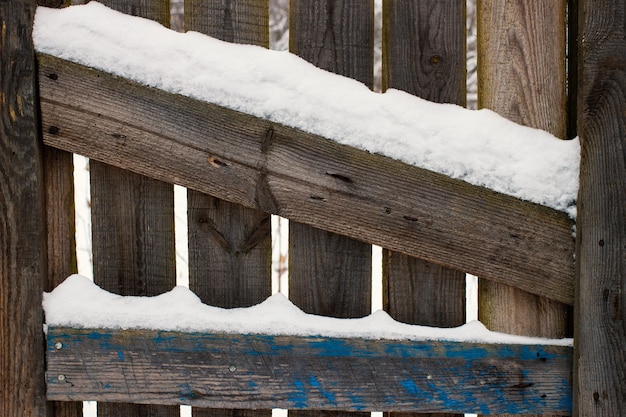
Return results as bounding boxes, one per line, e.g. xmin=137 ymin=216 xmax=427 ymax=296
xmin=2 ymin=0 xmax=625 ymax=416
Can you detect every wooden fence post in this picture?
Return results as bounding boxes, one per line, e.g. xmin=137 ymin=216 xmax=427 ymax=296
xmin=477 ymin=2 xmax=571 ymax=416
xmin=88 ymin=1 xmax=177 ymax=417
xmin=382 ymin=2 xmax=466 ymax=417
xmin=184 ymin=1 xmax=273 ymax=417
xmin=41 ymin=2 xmax=81 ymax=415
xmin=289 ymin=2 xmax=373 ymax=417
xmin=574 ymin=0 xmax=626 ymax=416
xmin=0 ymin=0 xmax=49 ymax=415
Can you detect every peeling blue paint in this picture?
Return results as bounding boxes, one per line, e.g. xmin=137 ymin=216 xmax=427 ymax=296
xmin=309 ymin=373 xmax=336 ymax=405
xmin=117 ymin=350 xmax=124 ymax=361
xmin=288 ymin=380 xmax=308 ymax=408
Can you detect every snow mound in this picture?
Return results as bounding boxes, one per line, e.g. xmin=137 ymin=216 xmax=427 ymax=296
xmin=34 ymin=2 xmax=579 ymax=216
xmin=44 ymin=275 xmax=573 ymax=347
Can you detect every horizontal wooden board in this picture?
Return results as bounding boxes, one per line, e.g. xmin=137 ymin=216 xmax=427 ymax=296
xmin=37 ymin=54 xmax=575 ymax=304
xmin=46 ymin=327 xmax=572 ymax=414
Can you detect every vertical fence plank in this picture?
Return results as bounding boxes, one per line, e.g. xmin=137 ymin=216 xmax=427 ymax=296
xmin=477 ymin=2 xmax=571 ymax=417
xmin=184 ymin=1 xmax=272 ymax=417
xmin=39 ymin=1 xmax=84 ymax=415
xmin=89 ymin=1 xmax=177 ymax=417
xmin=575 ymin=0 xmax=626 ymax=416
xmin=44 ymin=147 xmax=83 ymax=417
xmin=0 ymin=0 xmax=48 ymax=415
xmin=382 ymin=2 xmax=466 ymax=417
xmin=289 ymin=2 xmax=373 ymax=417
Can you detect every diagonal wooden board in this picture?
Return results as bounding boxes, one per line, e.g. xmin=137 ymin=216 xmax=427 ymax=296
xmin=45 ymin=327 xmax=572 ymax=415
xmin=37 ymin=53 xmax=575 ymax=304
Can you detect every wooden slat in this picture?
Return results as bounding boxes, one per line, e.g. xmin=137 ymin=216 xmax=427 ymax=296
xmin=288 ymin=0 xmax=373 ymax=322
xmin=0 ymin=0 xmax=48 ymax=415
xmin=46 ymin=327 xmax=573 ymax=415
xmin=574 ymin=0 xmax=626 ymax=415
xmin=84 ymin=1 xmax=177 ymax=417
xmin=183 ymin=2 xmax=272 ymax=416
xmin=289 ymin=5 xmax=374 ymax=416
xmin=477 ymin=5 xmax=572 ymax=417
xmin=38 ymin=54 xmax=576 ymax=305
xmin=382 ymin=4 xmax=466 ymax=417
xmin=44 ymin=146 xmax=84 ymax=417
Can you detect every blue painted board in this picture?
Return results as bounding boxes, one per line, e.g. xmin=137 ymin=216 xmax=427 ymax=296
xmin=46 ymin=327 xmax=572 ymax=415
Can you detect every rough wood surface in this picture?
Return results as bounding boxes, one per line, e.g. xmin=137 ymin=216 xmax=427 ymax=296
xmin=289 ymin=6 xmax=373 ymax=417
xmin=382 ymin=5 xmax=466 ymax=417
xmin=382 ymin=0 xmax=466 ymax=104
xmin=288 ymin=0 xmax=373 ymax=336
xmin=44 ymin=147 xmax=83 ymax=417
xmin=477 ymin=3 xmax=572 ymax=417
xmin=477 ymin=1 xmax=568 ymax=139
xmin=184 ymin=0 xmax=269 ymax=47
xmin=46 ymin=327 xmax=573 ymax=415
xmin=0 ymin=0 xmax=48 ymax=415
xmin=574 ymin=0 xmax=626 ymax=416
xmin=38 ymin=54 xmax=576 ymax=305
xmin=82 ymin=1 xmax=177 ymax=417
xmin=184 ymin=2 xmax=272 ymax=416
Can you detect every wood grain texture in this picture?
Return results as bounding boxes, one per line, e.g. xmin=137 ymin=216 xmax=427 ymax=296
xmin=44 ymin=147 xmax=82 ymax=417
xmin=287 ymin=0 xmax=373 ymax=317
xmin=574 ymin=0 xmax=626 ymax=416
xmin=0 ymin=0 xmax=48 ymax=415
xmin=289 ymin=6 xmax=373 ymax=417
xmin=184 ymin=0 xmax=269 ymax=47
xmin=477 ymin=0 xmax=568 ymax=139
xmin=381 ymin=0 xmax=466 ymax=324
xmin=83 ymin=1 xmax=177 ymax=417
xmin=38 ymin=54 xmax=576 ymax=305
xmin=188 ymin=194 xmax=271 ymax=308
xmin=46 ymin=327 xmax=573 ymax=415
xmin=382 ymin=0 xmax=466 ymax=104
xmin=477 ymin=3 xmax=572 ymax=417
xmin=290 ymin=0 xmax=374 ymax=87
xmin=382 ymin=5 xmax=466 ymax=417
xmin=183 ymin=2 xmax=272 ymax=416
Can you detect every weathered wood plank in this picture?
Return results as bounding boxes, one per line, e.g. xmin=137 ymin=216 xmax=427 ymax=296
xmin=382 ymin=4 xmax=466 ymax=417
xmin=288 ymin=0 xmax=373 ymax=345
xmin=38 ymin=54 xmax=576 ymax=305
xmin=0 ymin=0 xmax=48 ymax=415
xmin=83 ymin=1 xmax=177 ymax=417
xmin=184 ymin=2 xmax=272 ymax=415
xmin=44 ymin=147 xmax=84 ymax=417
xmin=574 ymin=0 xmax=626 ymax=415
xmin=477 ymin=3 xmax=572 ymax=415
xmin=477 ymin=5 xmax=573 ymax=417
xmin=46 ymin=327 xmax=573 ymax=415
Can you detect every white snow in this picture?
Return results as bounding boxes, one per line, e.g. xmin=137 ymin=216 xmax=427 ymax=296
xmin=43 ymin=275 xmax=572 ymax=347
xmin=33 ymin=2 xmax=579 ymax=216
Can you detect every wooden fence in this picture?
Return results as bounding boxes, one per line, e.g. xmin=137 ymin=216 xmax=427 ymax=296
xmin=1 ymin=0 xmax=624 ymax=416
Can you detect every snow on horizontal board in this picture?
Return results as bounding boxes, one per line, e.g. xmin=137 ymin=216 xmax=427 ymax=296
xmin=44 ymin=275 xmax=573 ymax=347
xmin=33 ymin=2 xmax=579 ymax=216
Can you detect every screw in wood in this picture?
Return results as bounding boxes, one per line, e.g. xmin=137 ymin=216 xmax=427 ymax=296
xmin=228 ymin=365 xmax=237 ymax=372
xmin=54 ymin=342 xmax=63 ymax=350
xmin=57 ymin=374 xmax=66 ymax=381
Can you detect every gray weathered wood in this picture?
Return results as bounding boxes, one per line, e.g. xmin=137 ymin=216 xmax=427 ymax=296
xmin=46 ymin=327 xmax=573 ymax=415
xmin=184 ymin=0 xmax=269 ymax=47
xmin=44 ymin=147 xmax=83 ymax=417
xmin=477 ymin=3 xmax=572 ymax=417
xmin=382 ymin=4 xmax=466 ymax=417
xmin=0 ymin=0 xmax=48 ymax=415
xmin=574 ymin=0 xmax=626 ymax=415
xmin=289 ymin=6 xmax=373 ymax=417
xmin=288 ymin=0 xmax=373 ymax=330
xmin=83 ymin=1 xmax=177 ymax=417
xmin=38 ymin=54 xmax=576 ymax=305
xmin=184 ymin=2 xmax=272 ymax=416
